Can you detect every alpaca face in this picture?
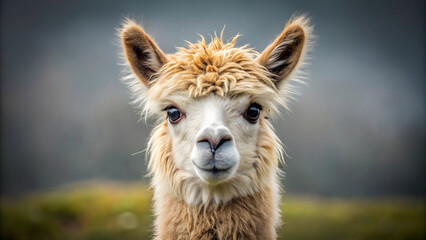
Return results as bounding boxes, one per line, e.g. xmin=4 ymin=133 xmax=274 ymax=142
xmin=120 ymin=17 xmax=312 ymax=205
xmin=165 ymin=94 xmax=265 ymax=185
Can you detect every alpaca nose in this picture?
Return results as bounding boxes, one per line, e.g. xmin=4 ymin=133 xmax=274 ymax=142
xmin=200 ymin=137 xmax=232 ymax=154
xmin=196 ymin=127 xmax=233 ymax=154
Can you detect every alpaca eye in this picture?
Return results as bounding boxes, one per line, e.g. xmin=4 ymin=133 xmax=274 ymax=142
xmin=167 ymin=107 xmax=183 ymax=124
xmin=244 ymin=103 xmax=262 ymax=124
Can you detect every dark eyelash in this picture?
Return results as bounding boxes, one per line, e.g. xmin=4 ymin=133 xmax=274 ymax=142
xmin=162 ymin=105 xmax=173 ymax=111
xmin=251 ymin=103 xmax=263 ymax=111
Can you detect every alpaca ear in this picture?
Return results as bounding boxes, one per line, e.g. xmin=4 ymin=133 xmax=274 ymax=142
xmin=257 ymin=16 xmax=311 ymax=87
xmin=121 ymin=20 xmax=167 ymax=87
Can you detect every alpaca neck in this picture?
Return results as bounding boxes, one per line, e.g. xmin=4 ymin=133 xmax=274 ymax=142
xmin=153 ymin=186 xmax=279 ymax=240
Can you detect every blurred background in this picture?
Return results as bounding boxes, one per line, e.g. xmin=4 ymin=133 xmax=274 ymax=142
xmin=1 ymin=0 xmax=425 ymax=239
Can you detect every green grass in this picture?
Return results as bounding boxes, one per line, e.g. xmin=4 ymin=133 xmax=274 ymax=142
xmin=281 ymin=196 xmax=425 ymax=240
xmin=1 ymin=182 xmax=425 ymax=240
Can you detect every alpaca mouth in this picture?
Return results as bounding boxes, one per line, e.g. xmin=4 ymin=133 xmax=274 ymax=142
xmin=192 ymin=161 xmax=232 ymax=175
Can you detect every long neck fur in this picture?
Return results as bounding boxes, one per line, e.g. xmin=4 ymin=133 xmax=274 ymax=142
xmin=153 ymin=187 xmax=278 ymax=240
xmin=148 ymin=120 xmax=282 ymax=239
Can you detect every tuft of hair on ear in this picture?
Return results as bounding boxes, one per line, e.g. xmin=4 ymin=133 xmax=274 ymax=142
xmin=120 ymin=18 xmax=168 ymax=87
xmin=117 ymin=19 xmax=169 ymax=121
xmin=257 ymin=15 xmax=314 ymax=89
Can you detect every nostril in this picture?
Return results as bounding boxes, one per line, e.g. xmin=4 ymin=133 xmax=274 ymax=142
xmin=210 ymin=137 xmax=232 ymax=154
xmin=198 ymin=139 xmax=210 ymax=144
xmin=215 ymin=137 xmax=231 ymax=151
xmin=197 ymin=139 xmax=212 ymax=149
xmin=197 ymin=138 xmax=212 ymax=149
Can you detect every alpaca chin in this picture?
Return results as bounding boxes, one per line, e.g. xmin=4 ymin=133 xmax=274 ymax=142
xmin=192 ymin=159 xmax=239 ymax=185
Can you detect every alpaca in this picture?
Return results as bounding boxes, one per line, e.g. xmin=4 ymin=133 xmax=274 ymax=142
xmin=120 ymin=16 xmax=313 ymax=240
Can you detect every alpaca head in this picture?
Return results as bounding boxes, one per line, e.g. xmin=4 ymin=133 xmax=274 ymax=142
xmin=120 ymin=17 xmax=312 ymax=205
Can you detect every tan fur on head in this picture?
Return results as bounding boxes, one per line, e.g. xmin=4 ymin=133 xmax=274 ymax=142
xmin=119 ymin=15 xmax=313 ymax=239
